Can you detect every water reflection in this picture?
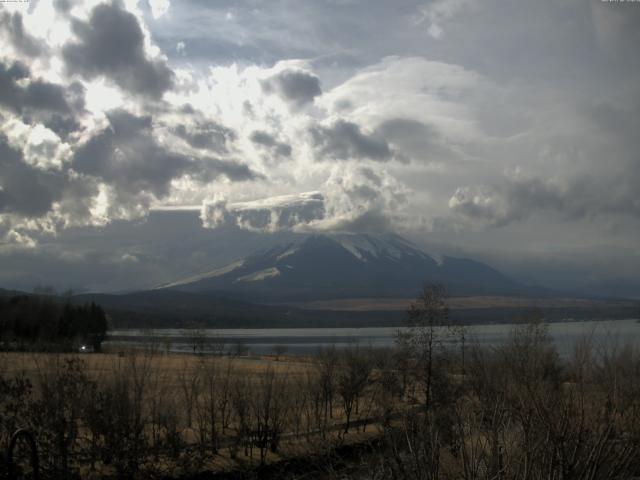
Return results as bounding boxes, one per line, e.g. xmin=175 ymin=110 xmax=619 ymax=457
xmin=105 ymin=319 xmax=640 ymax=356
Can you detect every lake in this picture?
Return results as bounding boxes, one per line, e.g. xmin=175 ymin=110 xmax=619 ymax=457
xmin=105 ymin=318 xmax=640 ymax=357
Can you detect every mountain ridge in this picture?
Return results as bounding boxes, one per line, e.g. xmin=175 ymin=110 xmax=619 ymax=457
xmin=157 ymin=233 xmax=530 ymax=302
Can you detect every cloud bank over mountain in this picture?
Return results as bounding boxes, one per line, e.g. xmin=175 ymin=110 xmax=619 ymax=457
xmin=0 ymin=0 xmax=639 ymax=296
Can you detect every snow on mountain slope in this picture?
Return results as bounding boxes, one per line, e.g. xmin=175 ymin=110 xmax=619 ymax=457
xmin=155 ymin=259 xmax=245 ymax=289
xmin=332 ymin=233 xmax=431 ymax=262
xmin=276 ymin=246 xmax=299 ymax=261
xmin=235 ymin=267 xmax=281 ymax=283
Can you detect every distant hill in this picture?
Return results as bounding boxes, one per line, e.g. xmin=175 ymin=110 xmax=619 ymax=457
xmin=1 ymin=286 xmax=636 ymax=330
xmin=72 ymin=289 xmax=404 ymax=328
xmin=0 ymin=288 xmax=29 ymax=298
xmin=157 ymin=233 xmax=530 ymax=302
xmin=72 ymin=289 xmax=639 ymax=329
xmin=2 ymin=234 xmax=637 ymax=329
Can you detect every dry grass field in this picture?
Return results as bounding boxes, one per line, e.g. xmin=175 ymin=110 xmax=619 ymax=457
xmin=3 ymin=318 xmax=640 ymax=479
xmin=0 ymin=347 xmax=398 ymax=478
xmin=286 ymin=295 xmax=637 ymax=311
xmin=0 ymin=350 xmax=314 ymax=380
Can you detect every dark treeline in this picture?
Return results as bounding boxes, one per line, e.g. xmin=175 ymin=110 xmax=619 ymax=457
xmin=70 ymin=287 xmax=640 ymax=330
xmin=0 ymin=293 xmax=108 ymax=351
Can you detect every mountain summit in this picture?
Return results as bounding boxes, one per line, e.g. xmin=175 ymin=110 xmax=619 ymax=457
xmin=158 ymin=233 xmax=523 ymax=302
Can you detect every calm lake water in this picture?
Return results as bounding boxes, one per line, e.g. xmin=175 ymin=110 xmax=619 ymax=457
xmin=106 ymin=318 xmax=640 ymax=357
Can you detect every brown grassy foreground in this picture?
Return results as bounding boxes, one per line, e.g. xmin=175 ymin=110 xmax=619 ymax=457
xmin=0 ymin=346 xmax=400 ymax=479
xmin=286 ymin=296 xmax=637 ymax=311
xmin=2 ymin=320 xmax=640 ymax=479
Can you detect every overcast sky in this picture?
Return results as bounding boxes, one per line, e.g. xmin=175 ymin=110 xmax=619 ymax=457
xmin=0 ymin=0 xmax=639 ymax=296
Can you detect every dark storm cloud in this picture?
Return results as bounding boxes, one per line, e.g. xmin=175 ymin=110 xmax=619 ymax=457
xmin=449 ymin=95 xmax=640 ymax=227
xmin=0 ymin=135 xmax=96 ymax=220
xmin=0 ymin=138 xmax=57 ymax=217
xmin=261 ymin=69 xmax=321 ymax=107
xmin=376 ymin=118 xmax=448 ymax=162
xmin=53 ymin=0 xmax=74 ymax=14
xmin=62 ymin=1 xmax=174 ymax=98
xmin=0 ymin=61 xmax=73 ymax=114
xmin=0 ymin=11 xmax=44 ymax=57
xmin=310 ymin=120 xmax=395 ymax=162
xmin=73 ymin=109 xmax=257 ymax=199
xmin=41 ymin=116 xmax=83 ymax=140
xmin=173 ymin=121 xmax=236 ymax=153
xmin=71 ymin=110 xmax=178 ymax=197
xmin=39 ymin=82 xmax=86 ymax=140
xmin=449 ymin=180 xmax=564 ymax=228
xmin=249 ymin=130 xmax=292 ymax=158
xmin=450 ymin=173 xmax=640 ymax=228
xmin=190 ymin=157 xmax=261 ymax=183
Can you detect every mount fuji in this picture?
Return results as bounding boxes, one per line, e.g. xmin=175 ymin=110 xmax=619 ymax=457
xmin=157 ymin=233 xmax=526 ymax=302
xmin=65 ymin=234 xmax=638 ymax=327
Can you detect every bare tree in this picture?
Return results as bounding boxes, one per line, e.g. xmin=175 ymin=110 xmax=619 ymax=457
xmin=273 ymin=344 xmax=288 ymax=360
xmin=83 ymin=353 xmax=153 ymax=479
xmin=336 ymin=346 xmax=371 ymax=433
xmin=317 ymin=346 xmax=339 ymax=434
xmin=250 ymin=368 xmax=289 ymax=464
xmin=188 ymin=326 xmax=207 ymax=354
xmin=210 ymin=332 xmax=227 ymax=356
xmin=230 ymin=375 xmax=253 ymax=459
xmin=31 ymin=356 xmax=90 ymax=478
xmin=289 ymin=373 xmax=311 ymax=439
xmin=177 ymin=358 xmax=201 ymax=428
xmin=397 ymin=284 xmax=449 ymax=414
xmin=231 ymin=340 xmax=249 ymax=358
xmin=194 ymin=356 xmax=224 ymax=455
xmin=372 ymin=349 xmax=404 ymax=430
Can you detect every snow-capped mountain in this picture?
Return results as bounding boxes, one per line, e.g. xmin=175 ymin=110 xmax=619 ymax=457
xmin=158 ymin=233 xmax=524 ymax=301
